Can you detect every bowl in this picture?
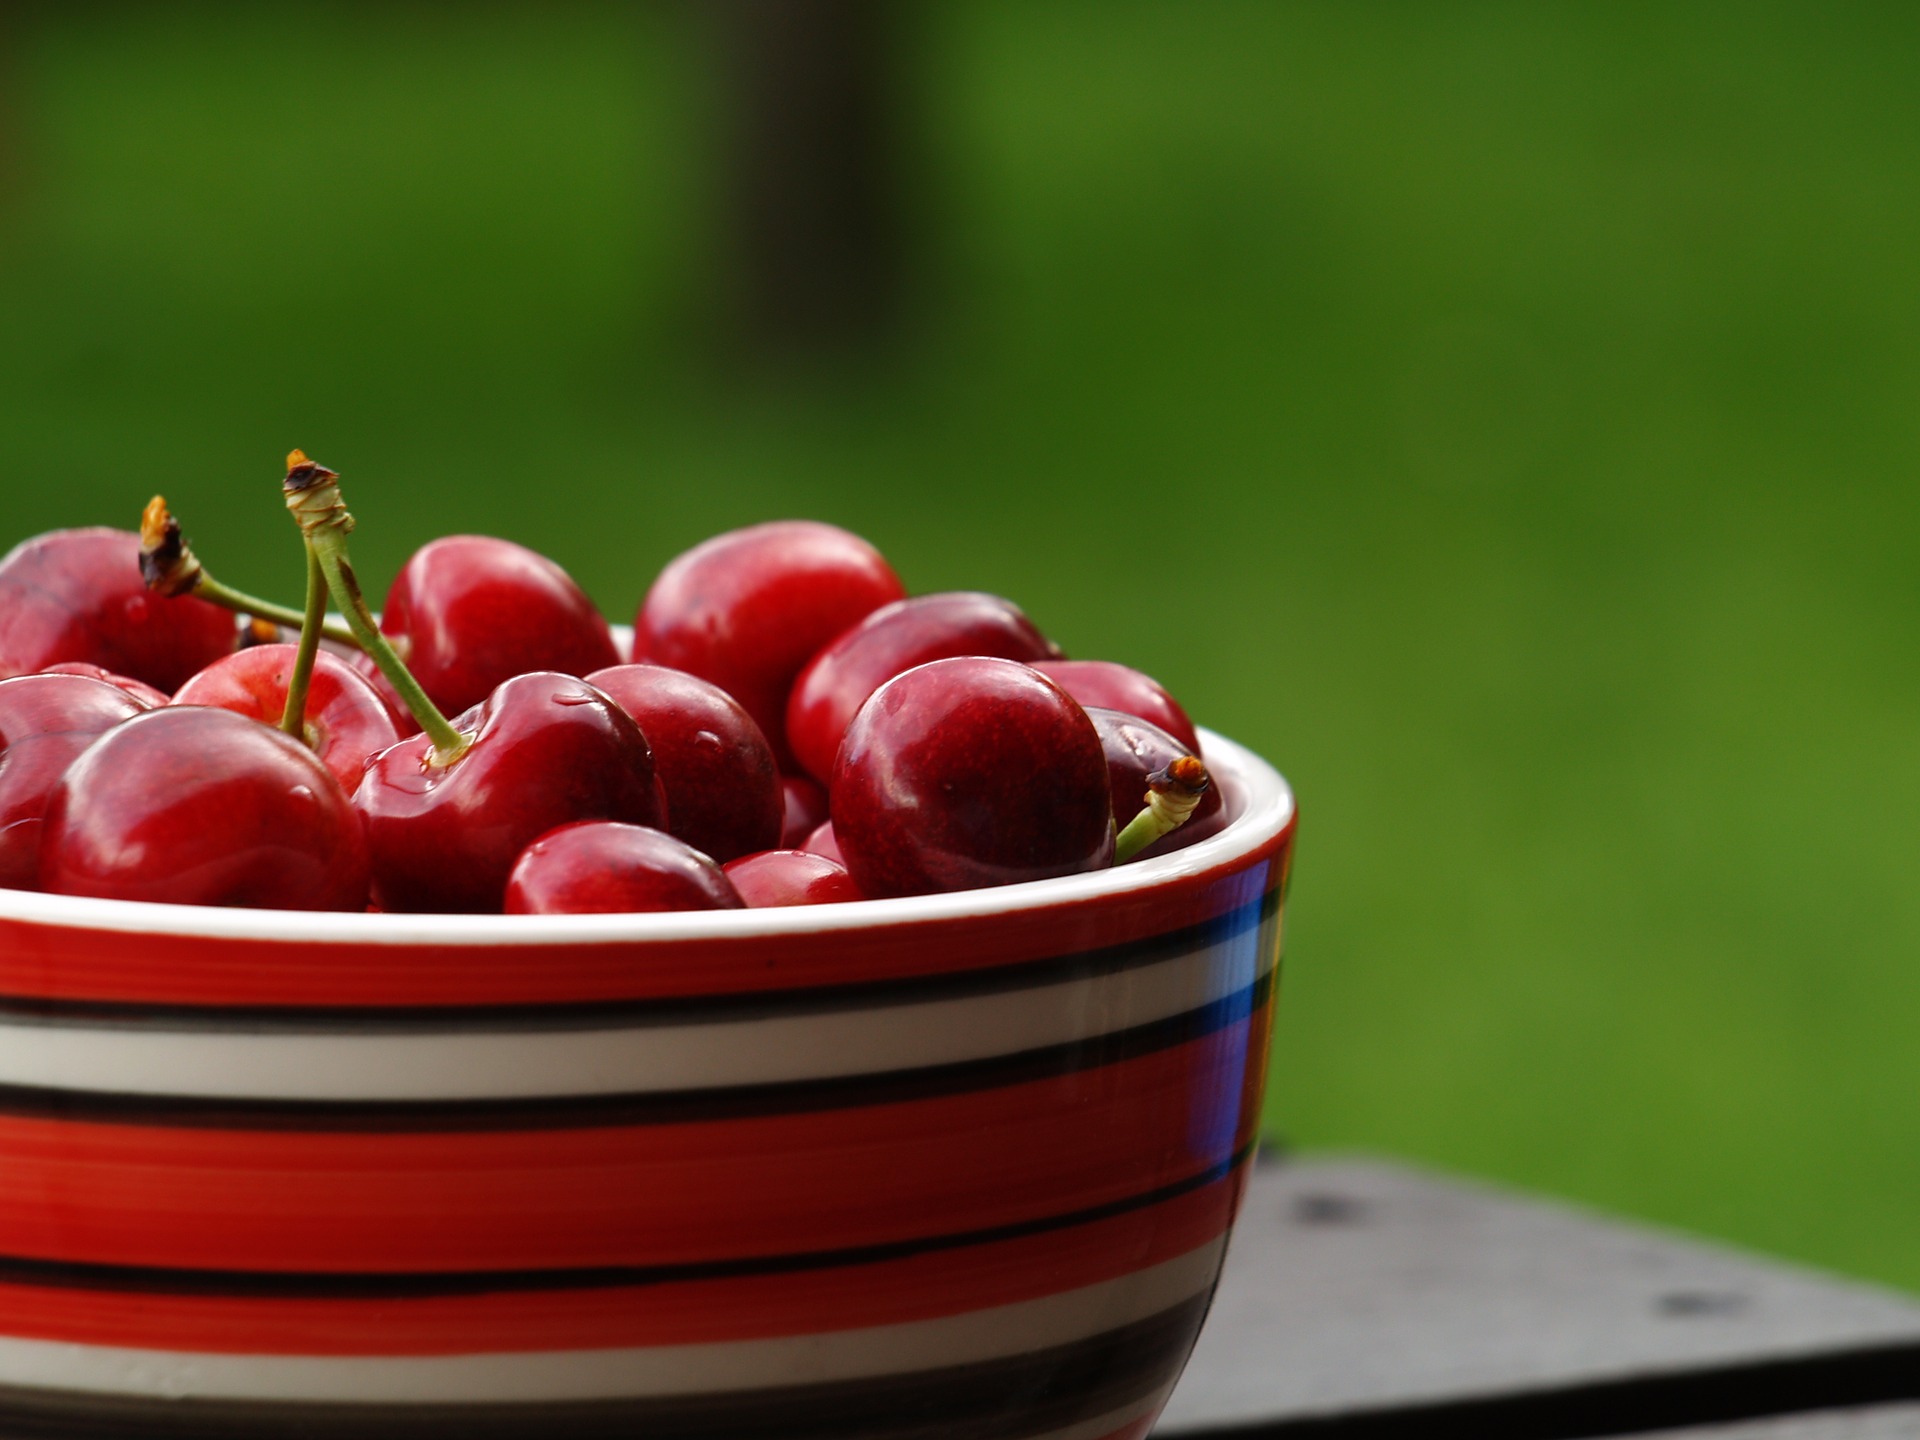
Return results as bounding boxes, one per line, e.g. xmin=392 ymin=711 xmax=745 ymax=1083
xmin=0 ymin=728 xmax=1294 ymax=1439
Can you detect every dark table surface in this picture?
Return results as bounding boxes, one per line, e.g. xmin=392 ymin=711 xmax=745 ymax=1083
xmin=1154 ymin=1155 xmax=1920 ymax=1439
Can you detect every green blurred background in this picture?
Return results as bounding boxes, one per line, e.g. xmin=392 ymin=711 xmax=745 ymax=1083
xmin=2 ymin=2 xmax=1915 ymax=1289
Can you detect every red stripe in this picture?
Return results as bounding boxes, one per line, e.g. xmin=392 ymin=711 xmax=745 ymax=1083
xmin=0 ymin=1019 xmax=1268 ymax=1273
xmin=0 ymin=829 xmax=1290 ymax=1008
xmin=0 ymin=1171 xmax=1242 ymax=1356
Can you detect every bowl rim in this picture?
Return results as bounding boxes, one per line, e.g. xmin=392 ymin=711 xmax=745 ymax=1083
xmin=0 ymin=728 xmax=1292 ymax=947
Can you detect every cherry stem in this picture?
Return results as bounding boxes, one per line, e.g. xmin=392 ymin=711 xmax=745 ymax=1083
xmin=140 ymin=496 xmax=361 ymax=649
xmin=282 ymin=451 xmax=470 ymax=766
xmin=1113 ymin=755 xmax=1211 ymax=863
xmin=277 ymin=547 xmax=326 ymax=741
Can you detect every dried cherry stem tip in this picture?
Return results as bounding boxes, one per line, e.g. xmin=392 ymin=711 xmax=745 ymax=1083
xmin=138 ymin=495 xmax=359 ymax=648
xmin=282 ymin=451 xmax=470 ymax=766
xmin=1113 ymin=754 xmax=1211 ymax=864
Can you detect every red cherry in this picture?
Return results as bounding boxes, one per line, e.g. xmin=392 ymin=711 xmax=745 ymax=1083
xmin=724 ymin=849 xmax=864 ymax=907
xmin=1032 ymin=660 xmax=1200 ymax=755
xmin=0 ymin=675 xmax=149 ymax=890
xmin=585 ymin=663 xmax=782 ymax=864
xmin=831 ymin=657 xmax=1113 ymax=898
xmin=506 ymin=822 xmax=744 ymax=914
xmin=41 ymin=706 xmax=369 ymax=910
xmin=779 ymin=774 xmax=829 ymax=847
xmin=1084 ymin=706 xmax=1226 ymax=860
xmin=38 ymin=662 xmax=168 ymax=709
xmin=0 ymin=529 xmax=235 ymax=690
xmin=173 ymin=644 xmax=400 ymax=795
xmin=354 ymin=672 xmax=661 ymax=913
xmin=634 ymin=520 xmax=904 ymax=769
xmin=786 ymin=593 xmax=1064 ymax=785
xmin=801 ymin=819 xmax=844 ymax=864
xmin=381 ymin=536 xmax=620 ymax=717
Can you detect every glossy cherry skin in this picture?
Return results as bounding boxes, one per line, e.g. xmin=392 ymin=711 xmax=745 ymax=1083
xmin=634 ymin=520 xmax=904 ymax=769
xmin=0 ymin=675 xmax=149 ymax=890
xmin=724 ymin=849 xmax=864 ymax=907
xmin=586 ymin=663 xmax=782 ymax=865
xmin=41 ymin=706 xmax=369 ymax=910
xmin=831 ymin=657 xmax=1114 ymax=898
xmin=381 ymin=535 xmax=620 ymax=717
xmin=507 ymin=822 xmax=744 ymax=914
xmin=1084 ymin=706 xmax=1227 ymax=860
xmin=786 ymin=592 xmax=1064 ymax=784
xmin=780 ymin=775 xmax=829 ymax=847
xmin=801 ymin=819 xmax=844 ymax=864
xmin=354 ymin=671 xmax=661 ymax=913
xmin=173 ymin=644 xmax=401 ymax=795
xmin=38 ymin=662 xmax=168 ymax=709
xmin=1032 ymin=660 xmax=1200 ymax=755
xmin=0 ymin=529 xmax=235 ymax=690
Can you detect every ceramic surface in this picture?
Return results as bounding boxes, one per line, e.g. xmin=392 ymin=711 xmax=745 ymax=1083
xmin=0 ymin=729 xmax=1294 ymax=1438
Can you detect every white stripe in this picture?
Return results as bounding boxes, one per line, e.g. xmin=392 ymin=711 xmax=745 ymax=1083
xmin=0 ymin=732 xmax=1290 ymax=947
xmin=0 ymin=1239 xmax=1224 ymax=1404
xmin=0 ymin=926 xmax=1269 ymax=1101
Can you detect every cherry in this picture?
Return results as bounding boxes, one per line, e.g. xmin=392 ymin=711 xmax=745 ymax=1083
xmin=40 ymin=706 xmax=369 ymax=910
xmin=506 ymin=822 xmax=744 ymax=915
xmin=830 ymin=657 xmax=1113 ymax=898
xmin=0 ymin=529 xmax=235 ymax=690
xmin=801 ymin=819 xmax=844 ymax=864
xmin=724 ymin=849 xmax=863 ymax=907
xmin=355 ymin=671 xmax=661 ymax=913
xmin=381 ymin=535 xmax=620 ymax=717
xmin=586 ymin=663 xmax=782 ymax=864
xmin=634 ymin=520 xmax=904 ymax=769
xmin=38 ymin=662 xmax=168 ymax=709
xmin=1085 ymin=706 xmax=1226 ymax=860
xmin=347 ymin=650 xmax=423 ymax=737
xmin=284 ymin=453 xmax=661 ymax=914
xmin=786 ymin=592 xmax=1064 ymax=784
xmin=0 ymin=675 xmax=150 ymax=890
xmin=1032 ymin=660 xmax=1200 ymax=755
xmin=173 ymin=644 xmax=400 ymax=795
xmin=780 ymin=774 xmax=829 ymax=847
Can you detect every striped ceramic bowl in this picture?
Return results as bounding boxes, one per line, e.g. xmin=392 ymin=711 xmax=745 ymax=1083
xmin=0 ymin=729 xmax=1293 ymax=1439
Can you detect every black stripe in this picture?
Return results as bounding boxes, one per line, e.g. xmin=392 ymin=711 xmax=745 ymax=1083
xmin=0 ymin=887 xmax=1280 ymax=1032
xmin=0 ymin=1147 xmax=1251 ymax=1299
xmin=0 ymin=965 xmax=1275 ymax=1133
xmin=0 ymin=1295 xmax=1210 ymax=1439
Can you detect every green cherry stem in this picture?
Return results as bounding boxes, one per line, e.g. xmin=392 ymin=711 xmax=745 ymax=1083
xmin=1113 ymin=754 xmax=1212 ymax=863
xmin=277 ymin=546 xmax=327 ymax=741
xmin=139 ymin=496 xmax=361 ymax=649
xmin=282 ymin=450 xmax=470 ymax=766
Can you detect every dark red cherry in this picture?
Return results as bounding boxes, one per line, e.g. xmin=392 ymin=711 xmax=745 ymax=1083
xmin=506 ymin=822 xmax=744 ymax=914
xmin=1084 ymin=707 xmax=1227 ymax=860
xmin=831 ymin=657 xmax=1113 ymax=898
xmin=801 ymin=819 xmax=844 ymax=864
xmin=780 ymin=775 xmax=829 ymax=847
xmin=38 ymin=662 xmax=168 ymax=709
xmin=0 ymin=529 xmax=235 ymax=690
xmin=0 ymin=675 xmax=149 ymax=890
xmin=634 ymin=520 xmax=904 ymax=769
xmin=174 ymin=644 xmax=400 ymax=795
xmin=354 ymin=671 xmax=660 ymax=913
xmin=724 ymin=849 xmax=864 ymax=907
xmin=586 ymin=663 xmax=782 ymax=864
xmin=1032 ymin=660 xmax=1200 ymax=755
xmin=381 ymin=535 xmax=620 ymax=717
xmin=786 ymin=592 xmax=1064 ymax=784
xmin=41 ymin=706 xmax=369 ymax=910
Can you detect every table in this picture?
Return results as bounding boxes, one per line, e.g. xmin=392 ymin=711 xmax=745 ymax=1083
xmin=1155 ymin=1155 xmax=1920 ymax=1438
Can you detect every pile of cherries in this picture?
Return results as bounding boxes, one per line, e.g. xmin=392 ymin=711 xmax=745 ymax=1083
xmin=0 ymin=453 xmax=1221 ymax=914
